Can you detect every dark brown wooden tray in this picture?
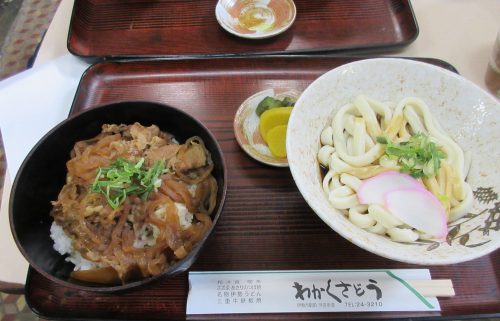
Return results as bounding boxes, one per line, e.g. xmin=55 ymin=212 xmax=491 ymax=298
xmin=67 ymin=0 xmax=418 ymax=59
xmin=25 ymin=56 xmax=499 ymax=321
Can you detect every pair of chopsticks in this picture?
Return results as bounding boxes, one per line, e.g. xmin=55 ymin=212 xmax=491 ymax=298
xmin=407 ymin=279 xmax=455 ymax=297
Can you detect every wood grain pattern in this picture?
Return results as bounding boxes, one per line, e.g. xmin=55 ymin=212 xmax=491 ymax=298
xmin=25 ymin=57 xmax=499 ymax=320
xmin=67 ymin=0 xmax=418 ymax=58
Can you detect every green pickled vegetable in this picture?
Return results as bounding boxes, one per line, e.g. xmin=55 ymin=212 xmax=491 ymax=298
xmin=255 ymin=96 xmax=296 ymax=117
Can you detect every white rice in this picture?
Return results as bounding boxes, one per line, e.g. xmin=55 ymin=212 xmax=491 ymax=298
xmin=175 ymin=202 xmax=194 ymax=230
xmin=50 ymin=222 xmax=100 ymax=271
xmin=133 ymin=223 xmax=160 ymax=249
xmin=50 ymin=202 xmax=194 ymax=269
xmin=153 ymin=202 xmax=194 ymax=231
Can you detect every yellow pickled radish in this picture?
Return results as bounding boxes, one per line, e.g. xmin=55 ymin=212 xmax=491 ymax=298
xmin=266 ymin=125 xmax=288 ymax=158
xmin=259 ymin=107 xmax=293 ymax=143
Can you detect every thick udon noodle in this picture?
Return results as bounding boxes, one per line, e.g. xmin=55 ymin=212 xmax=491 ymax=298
xmin=51 ymin=123 xmax=218 ymax=284
xmin=318 ymin=96 xmax=473 ymax=242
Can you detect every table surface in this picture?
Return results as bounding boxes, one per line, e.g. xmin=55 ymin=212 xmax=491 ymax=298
xmin=0 ymin=0 xmax=499 ymax=314
xmin=23 ymin=56 xmax=500 ymax=321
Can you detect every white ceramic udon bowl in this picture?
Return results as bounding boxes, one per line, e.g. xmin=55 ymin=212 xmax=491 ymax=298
xmin=287 ymin=58 xmax=500 ymax=265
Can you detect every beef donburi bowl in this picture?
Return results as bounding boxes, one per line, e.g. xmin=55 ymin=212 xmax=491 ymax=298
xmin=10 ymin=101 xmax=227 ymax=291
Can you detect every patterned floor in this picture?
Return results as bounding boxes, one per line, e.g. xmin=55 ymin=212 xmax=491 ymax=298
xmin=0 ymin=1 xmax=60 ymax=320
xmin=0 ymin=0 xmax=61 ymax=185
xmin=0 ymin=0 xmax=61 ymax=81
xmin=0 ymin=293 xmax=47 ymax=321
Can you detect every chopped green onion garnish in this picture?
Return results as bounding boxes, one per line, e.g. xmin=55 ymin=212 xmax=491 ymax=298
xmin=90 ymin=158 xmax=166 ymax=209
xmin=376 ymin=133 xmax=446 ymax=179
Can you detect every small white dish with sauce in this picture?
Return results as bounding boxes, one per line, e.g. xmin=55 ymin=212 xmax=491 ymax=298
xmin=215 ymin=0 xmax=296 ymax=39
